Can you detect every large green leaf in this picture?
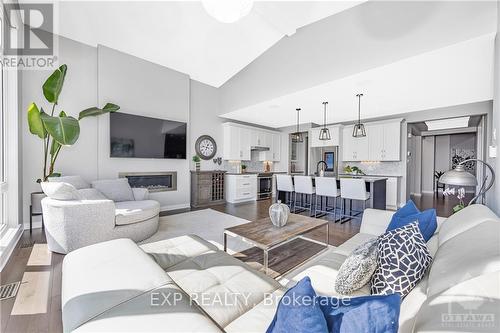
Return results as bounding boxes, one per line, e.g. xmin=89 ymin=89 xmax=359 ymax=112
xmin=42 ymin=64 xmax=67 ymax=104
xmin=40 ymin=112 xmax=80 ymax=146
xmin=78 ymin=103 xmax=120 ymax=120
xmin=27 ymin=103 xmax=47 ymax=139
xmin=50 ymin=111 xmax=66 ymax=156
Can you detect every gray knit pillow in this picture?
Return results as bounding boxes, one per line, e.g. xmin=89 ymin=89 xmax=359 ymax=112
xmin=335 ymin=237 xmax=378 ymax=295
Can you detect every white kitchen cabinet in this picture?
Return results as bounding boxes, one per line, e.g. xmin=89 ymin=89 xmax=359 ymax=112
xmin=309 ymin=125 xmax=341 ymax=147
xmin=222 ymin=124 xmax=250 ymax=160
xmin=223 ymin=123 xmax=281 ymax=161
xmin=342 ymin=125 xmax=368 ymax=161
xmin=342 ymin=120 xmax=401 ymax=162
xmin=385 ymin=177 xmax=400 ymax=210
xmin=225 ymin=174 xmax=257 ymax=203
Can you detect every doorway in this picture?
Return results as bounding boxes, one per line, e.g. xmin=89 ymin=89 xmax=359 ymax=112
xmin=406 ymin=116 xmax=484 ymax=216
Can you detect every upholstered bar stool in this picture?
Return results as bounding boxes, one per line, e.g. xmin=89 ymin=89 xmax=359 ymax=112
xmin=339 ymin=178 xmax=370 ymax=223
xmin=276 ymin=174 xmax=295 ymax=211
xmin=314 ymin=177 xmax=340 ymax=221
xmin=293 ymin=176 xmax=316 ymax=216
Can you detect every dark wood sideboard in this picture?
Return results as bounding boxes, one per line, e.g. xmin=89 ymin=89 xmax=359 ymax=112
xmin=190 ymin=170 xmax=226 ymax=208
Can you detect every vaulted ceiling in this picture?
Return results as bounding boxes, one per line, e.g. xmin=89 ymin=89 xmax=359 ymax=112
xmin=52 ymin=0 xmax=365 ymax=87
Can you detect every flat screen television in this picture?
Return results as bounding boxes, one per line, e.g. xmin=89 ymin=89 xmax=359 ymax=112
xmin=110 ymin=112 xmax=186 ymax=159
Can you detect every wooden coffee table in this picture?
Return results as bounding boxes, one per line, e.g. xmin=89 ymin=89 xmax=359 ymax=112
xmin=223 ymin=214 xmax=329 ymax=275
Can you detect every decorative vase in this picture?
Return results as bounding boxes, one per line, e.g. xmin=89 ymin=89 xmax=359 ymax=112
xmin=269 ymin=200 xmax=290 ymax=227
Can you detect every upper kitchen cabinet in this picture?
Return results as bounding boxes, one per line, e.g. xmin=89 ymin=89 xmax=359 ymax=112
xmin=222 ymin=123 xmax=251 ymax=160
xmin=342 ymin=119 xmax=402 ymax=162
xmin=367 ymin=120 xmax=402 ymax=161
xmin=309 ymin=125 xmax=342 ymax=147
xmin=222 ymin=123 xmax=281 ymax=161
xmin=342 ymin=125 xmax=369 ymax=161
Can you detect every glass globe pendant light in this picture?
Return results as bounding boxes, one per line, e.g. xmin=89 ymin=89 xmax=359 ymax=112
xmin=353 ymin=93 xmax=366 ymax=138
xmin=319 ymin=101 xmax=331 ymax=140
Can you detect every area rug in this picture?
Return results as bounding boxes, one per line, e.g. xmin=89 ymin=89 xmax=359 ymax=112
xmin=141 ymin=208 xmax=253 ymax=253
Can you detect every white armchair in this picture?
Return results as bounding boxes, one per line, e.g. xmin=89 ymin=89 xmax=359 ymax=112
xmin=41 ymin=177 xmax=160 ymax=254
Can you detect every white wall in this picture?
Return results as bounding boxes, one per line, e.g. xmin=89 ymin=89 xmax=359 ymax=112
xmin=97 ymin=46 xmax=190 ymax=211
xmin=421 ymin=136 xmax=436 ymax=194
xmin=189 ymin=80 xmax=224 ymax=171
xmin=491 ymin=0 xmax=500 ymax=215
xmin=434 ymin=135 xmax=451 ymax=174
xmin=21 ymin=36 xmax=99 ymax=227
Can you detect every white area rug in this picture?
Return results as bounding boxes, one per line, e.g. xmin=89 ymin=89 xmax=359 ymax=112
xmin=142 ymin=209 xmax=253 ymax=253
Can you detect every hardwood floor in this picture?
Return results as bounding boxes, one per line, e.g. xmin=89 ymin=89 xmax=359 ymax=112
xmin=410 ymin=192 xmax=475 ymax=217
xmin=1 ymin=198 xmax=360 ymax=332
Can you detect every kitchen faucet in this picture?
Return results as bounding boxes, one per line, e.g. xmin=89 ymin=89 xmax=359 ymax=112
xmin=316 ymin=160 xmax=328 ymax=176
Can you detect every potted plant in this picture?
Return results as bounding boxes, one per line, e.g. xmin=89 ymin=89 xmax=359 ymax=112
xmin=192 ymin=155 xmax=201 ymax=171
xmin=343 ymin=165 xmax=364 ymax=175
xmin=27 ymin=64 xmax=120 ymax=183
xmin=241 ymin=164 xmax=247 ymax=173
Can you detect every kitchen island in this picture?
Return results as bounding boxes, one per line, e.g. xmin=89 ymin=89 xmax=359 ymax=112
xmin=277 ymin=175 xmax=387 ymax=210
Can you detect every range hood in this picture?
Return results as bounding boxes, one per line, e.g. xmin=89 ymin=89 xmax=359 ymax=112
xmin=251 ymin=146 xmax=270 ymax=151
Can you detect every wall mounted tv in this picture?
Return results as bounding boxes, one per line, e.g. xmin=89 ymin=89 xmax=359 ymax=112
xmin=110 ymin=112 xmax=187 ymax=159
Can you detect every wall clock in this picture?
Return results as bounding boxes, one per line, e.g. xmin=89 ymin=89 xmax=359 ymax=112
xmin=195 ymin=135 xmax=217 ymax=160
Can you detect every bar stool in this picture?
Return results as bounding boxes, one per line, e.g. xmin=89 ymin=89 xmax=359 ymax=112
xmin=314 ymin=177 xmax=340 ymax=221
xmin=293 ymin=176 xmax=315 ymax=216
xmin=276 ymin=174 xmax=295 ymax=211
xmin=339 ymin=178 xmax=370 ymax=223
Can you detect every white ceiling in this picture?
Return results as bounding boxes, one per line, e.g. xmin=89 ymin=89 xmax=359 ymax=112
xmin=49 ymin=0 xmax=365 ymax=87
xmin=220 ymin=33 xmax=495 ymax=128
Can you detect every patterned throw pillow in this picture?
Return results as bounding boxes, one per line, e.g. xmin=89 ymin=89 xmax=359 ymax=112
xmin=335 ymin=237 xmax=378 ymax=295
xmin=371 ymin=222 xmax=432 ymax=297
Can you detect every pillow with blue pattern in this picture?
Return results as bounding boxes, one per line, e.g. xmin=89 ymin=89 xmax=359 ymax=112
xmin=371 ymin=222 xmax=432 ymax=297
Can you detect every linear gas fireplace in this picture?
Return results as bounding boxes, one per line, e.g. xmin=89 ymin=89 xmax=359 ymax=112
xmin=119 ymin=172 xmax=177 ymax=192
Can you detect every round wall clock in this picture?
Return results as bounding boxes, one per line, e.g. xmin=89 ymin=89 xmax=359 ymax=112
xmin=195 ymin=135 xmax=217 ymax=160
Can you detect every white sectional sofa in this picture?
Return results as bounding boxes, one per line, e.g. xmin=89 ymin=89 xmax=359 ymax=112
xmin=61 ymin=204 xmax=500 ymax=332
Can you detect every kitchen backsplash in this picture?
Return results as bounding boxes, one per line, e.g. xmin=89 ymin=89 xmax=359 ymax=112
xmin=341 ymin=161 xmax=404 ymax=176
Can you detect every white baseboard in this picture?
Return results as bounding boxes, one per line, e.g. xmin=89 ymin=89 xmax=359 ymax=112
xmin=0 ymin=225 xmax=23 ymax=271
xmin=421 ymin=191 xmax=434 ymax=195
xmin=410 ymin=192 xmax=422 ymax=197
xmin=160 ymin=203 xmax=191 ymax=212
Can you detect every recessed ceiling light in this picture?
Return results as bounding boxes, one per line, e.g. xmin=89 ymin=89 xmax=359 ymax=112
xmin=202 ymin=0 xmax=253 ymax=24
xmin=425 ymin=116 xmax=470 ymax=131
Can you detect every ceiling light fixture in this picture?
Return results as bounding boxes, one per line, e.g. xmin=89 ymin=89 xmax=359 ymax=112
xmin=319 ymin=102 xmax=331 ymax=141
xmin=202 ymin=0 xmax=254 ymax=24
xmin=353 ymin=93 xmax=366 ymax=138
xmin=425 ymin=116 xmax=470 ymax=131
xmin=291 ymin=108 xmax=304 ymax=143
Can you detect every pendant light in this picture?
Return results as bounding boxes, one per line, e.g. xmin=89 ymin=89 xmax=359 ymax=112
xmin=352 ymin=93 xmax=366 ymax=137
xmin=291 ymin=108 xmax=304 ymax=143
xmin=319 ymin=101 xmax=331 ymax=140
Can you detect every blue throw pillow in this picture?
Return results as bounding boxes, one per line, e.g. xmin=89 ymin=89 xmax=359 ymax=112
xmin=266 ymin=277 xmax=328 ymax=333
xmin=387 ymin=208 xmax=437 ymax=242
xmin=319 ymin=294 xmax=401 ymax=333
xmin=390 ymin=200 xmax=420 ymax=223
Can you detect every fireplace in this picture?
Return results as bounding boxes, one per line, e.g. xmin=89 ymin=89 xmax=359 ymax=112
xmin=119 ymin=172 xmax=177 ymax=192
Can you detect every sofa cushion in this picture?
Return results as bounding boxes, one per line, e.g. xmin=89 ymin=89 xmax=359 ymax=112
xmin=140 ymin=235 xmax=219 ymax=270
xmin=76 ymin=188 xmax=108 ymax=200
xmin=371 ymin=222 xmax=432 ymax=297
xmin=49 ymin=175 xmax=89 ymax=189
xmin=115 ymin=200 xmax=160 ymax=226
xmin=438 ymin=204 xmax=499 ymax=246
xmin=166 ymin=250 xmax=281 ymax=327
xmin=92 ymin=178 xmax=135 ymax=202
xmin=73 ymin=284 xmax=223 ymax=333
xmin=414 ymin=271 xmax=500 ymax=333
xmin=389 ymin=200 xmax=419 ymax=224
xmin=62 ymin=239 xmax=172 ymax=332
xmin=334 ymin=233 xmax=376 ymax=256
xmin=427 ymin=220 xmax=500 ymax=298
xmin=41 ymin=181 xmax=78 ymax=200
